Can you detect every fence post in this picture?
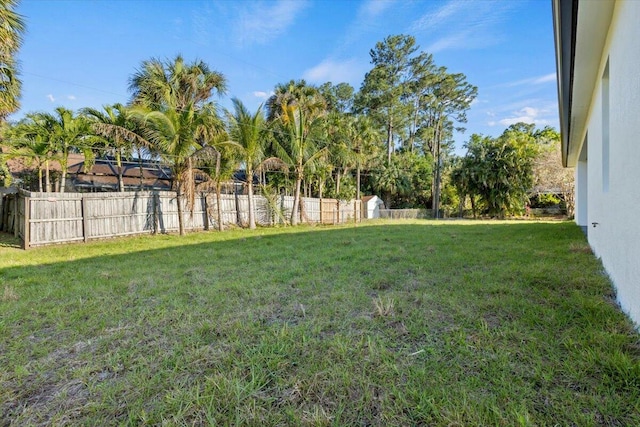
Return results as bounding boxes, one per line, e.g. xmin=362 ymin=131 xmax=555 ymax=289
xmin=153 ymin=192 xmax=159 ymax=234
xmin=280 ymin=193 xmax=285 ymax=225
xmin=81 ymin=195 xmax=89 ymax=243
xmin=234 ymin=187 xmax=241 ymax=226
xmin=202 ymin=194 xmax=209 ymax=231
xmin=13 ymin=192 xmax=18 ymax=238
xmin=22 ymin=194 xmax=30 ymax=250
xmin=0 ymin=194 xmax=4 ymax=232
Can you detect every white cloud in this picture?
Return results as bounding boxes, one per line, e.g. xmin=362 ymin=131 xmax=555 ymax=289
xmin=66 ymin=95 xmax=76 ymax=100
xmin=497 ymin=106 xmax=551 ymax=126
xmin=410 ymin=0 xmax=513 ymax=52
xmin=499 ymin=73 xmax=557 ymax=88
xmin=428 ymin=33 xmax=470 ymax=53
xmin=302 ymin=58 xmax=365 ymax=85
xmin=533 ymin=73 xmax=557 ymax=84
xmin=234 ymin=0 xmax=310 ymax=46
xmin=410 ymin=0 xmax=466 ymax=31
xmin=334 ymin=0 xmax=404 ymax=57
xmin=359 ymin=0 xmax=396 ymax=19
xmin=253 ymin=91 xmax=270 ymax=99
xmin=47 ymin=94 xmax=55 ymax=102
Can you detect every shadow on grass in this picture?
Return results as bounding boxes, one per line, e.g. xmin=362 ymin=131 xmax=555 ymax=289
xmin=0 ymin=231 xmax=21 ymax=248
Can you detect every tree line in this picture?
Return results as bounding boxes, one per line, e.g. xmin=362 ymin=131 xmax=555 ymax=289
xmin=0 ymin=1 xmax=571 ymax=232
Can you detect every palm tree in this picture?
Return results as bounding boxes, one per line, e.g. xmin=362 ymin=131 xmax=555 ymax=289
xmin=198 ymin=131 xmax=237 ymax=231
xmin=371 ymin=156 xmax=411 ymax=209
xmin=40 ymin=108 xmax=92 ymax=193
xmin=9 ymin=109 xmax=90 ymax=192
xmin=267 ymin=81 xmax=327 ymax=225
xmin=272 ymin=104 xmax=327 ymax=225
xmin=5 ymin=118 xmax=55 ymax=191
xmin=266 ymin=79 xmax=318 ymax=122
xmin=226 ymin=98 xmax=285 ymax=229
xmin=128 ymin=56 xmax=227 ymax=234
xmin=129 ymin=55 xmax=226 ymax=111
xmin=0 ymin=0 xmax=25 ymax=120
xmin=82 ymin=104 xmax=150 ymax=192
xmin=132 ymin=102 xmax=223 ymax=235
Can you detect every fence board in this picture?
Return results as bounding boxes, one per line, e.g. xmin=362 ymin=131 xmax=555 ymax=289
xmin=9 ymin=190 xmax=362 ymax=248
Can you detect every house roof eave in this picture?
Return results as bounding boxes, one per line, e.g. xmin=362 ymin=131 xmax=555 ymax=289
xmin=553 ymin=0 xmax=616 ymax=168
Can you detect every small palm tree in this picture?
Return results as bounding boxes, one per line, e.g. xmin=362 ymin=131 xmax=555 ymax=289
xmin=4 ymin=114 xmax=55 ymax=192
xmin=10 ymin=108 xmax=91 ymax=192
xmin=198 ymin=132 xmax=236 ymax=231
xmin=44 ymin=108 xmax=94 ymax=193
xmin=272 ymin=104 xmax=327 ymax=225
xmin=371 ymin=156 xmax=411 ymax=209
xmin=267 ymin=81 xmax=327 ymax=225
xmin=226 ymin=98 xmax=285 ymax=229
xmin=82 ymin=104 xmax=150 ymax=192
xmin=132 ymin=102 xmax=223 ymax=235
xmin=5 ymin=119 xmax=54 ymax=191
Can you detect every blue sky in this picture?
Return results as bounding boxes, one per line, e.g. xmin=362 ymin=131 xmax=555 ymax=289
xmin=13 ymin=0 xmax=558 ymax=153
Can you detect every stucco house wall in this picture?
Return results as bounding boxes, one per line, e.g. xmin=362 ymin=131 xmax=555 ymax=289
xmin=555 ymin=0 xmax=640 ymax=325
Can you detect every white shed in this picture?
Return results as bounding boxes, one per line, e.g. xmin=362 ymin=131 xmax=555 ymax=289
xmin=362 ymin=195 xmax=385 ymax=219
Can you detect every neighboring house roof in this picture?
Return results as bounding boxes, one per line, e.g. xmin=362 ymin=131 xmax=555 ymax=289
xmin=553 ymin=0 xmax=616 ymax=167
xmin=68 ymin=156 xmax=173 ymax=191
xmin=362 ymin=195 xmax=376 ymax=203
xmin=6 ymin=151 xmax=255 ymax=192
xmin=5 ymin=152 xmax=85 ymax=175
xmin=362 ymin=195 xmax=384 ymax=206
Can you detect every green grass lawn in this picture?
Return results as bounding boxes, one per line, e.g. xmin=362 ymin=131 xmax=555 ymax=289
xmin=1 ymin=220 xmax=639 ymax=426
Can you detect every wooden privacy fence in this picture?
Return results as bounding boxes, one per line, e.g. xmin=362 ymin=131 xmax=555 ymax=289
xmin=0 ymin=190 xmax=362 ymax=249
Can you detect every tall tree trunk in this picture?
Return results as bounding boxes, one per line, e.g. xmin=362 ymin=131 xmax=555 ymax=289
xmin=247 ymin=167 xmax=256 ymax=229
xmin=470 ymin=195 xmax=477 ymax=219
xmin=216 ymin=182 xmax=223 ymax=232
xmin=214 ymin=151 xmax=223 ymax=231
xmin=336 ymin=170 xmax=341 ymax=196
xmin=116 ymin=150 xmax=124 ymax=192
xmin=59 ymin=148 xmax=68 ymax=193
xmin=356 ymin=163 xmax=361 ymax=202
xmin=45 ymin=159 xmax=51 ymax=192
xmin=137 ymin=147 xmax=145 ymax=190
xmin=409 ymin=98 xmax=419 ymax=152
xmin=432 ymin=119 xmax=442 ymax=219
xmin=60 ymin=168 xmax=67 ymax=193
xmin=38 ymin=167 xmax=43 ymax=192
xmin=386 ymin=117 xmax=393 ymax=165
xmin=291 ymin=169 xmax=302 ymax=226
xmin=176 ymin=181 xmax=185 ymax=236
xmin=433 ymin=151 xmax=442 ymax=219
xmin=299 ymin=192 xmax=306 ymax=224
